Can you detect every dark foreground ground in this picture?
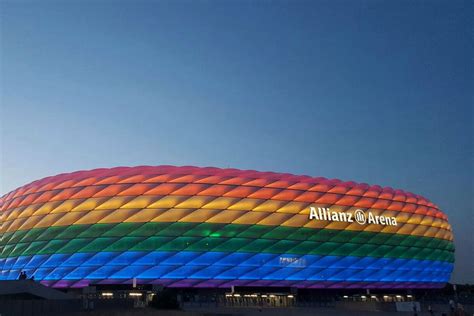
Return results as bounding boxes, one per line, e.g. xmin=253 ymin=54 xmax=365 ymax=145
xmin=52 ymin=305 xmax=474 ymax=316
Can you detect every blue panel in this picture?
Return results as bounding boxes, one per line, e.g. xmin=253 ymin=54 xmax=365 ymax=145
xmin=242 ymin=253 xmax=277 ymax=267
xmin=62 ymin=253 xmax=93 ymax=267
xmin=84 ymin=252 xmax=119 ymax=266
xmin=215 ymin=253 xmax=252 ymax=266
xmin=216 ymin=266 xmax=254 ymax=279
xmin=162 ymin=252 xmax=199 ymax=265
xmin=109 ymin=265 xmax=148 ymax=279
xmin=65 ymin=266 xmax=97 ymax=280
xmin=190 ymin=265 xmax=229 ymax=279
xmin=12 ymin=256 xmax=31 ymax=269
xmin=310 ymin=256 xmax=339 ymax=268
xmin=87 ymin=265 xmax=123 ymax=279
xmin=242 ymin=266 xmax=276 ymax=280
xmin=42 ymin=254 xmax=70 ymax=268
xmin=163 ymin=265 xmax=203 ymax=278
xmin=25 ymin=255 xmax=48 ymax=269
xmin=135 ymin=265 xmax=176 ymax=278
xmin=191 ymin=252 xmax=228 ymax=265
xmin=110 ymin=251 xmax=145 ymax=266
xmin=133 ymin=252 xmax=173 ymax=265
xmin=45 ymin=267 xmax=74 ymax=280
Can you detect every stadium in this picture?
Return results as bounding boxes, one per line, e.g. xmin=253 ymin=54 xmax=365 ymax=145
xmin=0 ymin=165 xmax=454 ymax=298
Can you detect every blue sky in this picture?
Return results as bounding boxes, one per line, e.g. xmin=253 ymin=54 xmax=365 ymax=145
xmin=1 ymin=0 xmax=472 ymax=283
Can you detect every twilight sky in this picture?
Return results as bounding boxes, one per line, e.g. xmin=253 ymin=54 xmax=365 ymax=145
xmin=0 ymin=0 xmax=472 ymax=283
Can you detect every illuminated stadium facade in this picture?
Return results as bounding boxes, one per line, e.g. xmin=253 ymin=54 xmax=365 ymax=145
xmin=0 ymin=166 xmax=454 ymax=289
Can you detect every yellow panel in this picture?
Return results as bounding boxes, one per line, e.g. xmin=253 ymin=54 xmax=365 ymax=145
xmin=325 ymin=221 xmax=352 ymax=230
xmin=74 ymin=209 xmax=114 ymax=225
xmin=380 ymin=225 xmax=400 ymax=234
xmin=397 ymin=224 xmax=417 ymax=235
xmin=406 ymin=214 xmax=423 ymax=225
xmin=98 ymin=209 xmax=141 ymax=223
xmin=175 ymin=196 xmax=215 ymax=209
xmin=124 ymin=208 xmax=166 ymax=223
xmin=302 ymin=219 xmax=328 ymax=229
xmin=4 ymin=208 xmax=21 ymax=222
xmin=32 ymin=201 xmax=63 ymax=216
xmin=53 ymin=211 xmax=88 ymax=226
xmin=253 ymin=200 xmax=286 ymax=212
xmin=15 ymin=216 xmax=42 ymax=231
xmin=96 ymin=196 xmax=134 ymax=210
xmin=179 ymin=209 xmax=221 ymax=223
xmin=411 ymin=224 xmax=429 ymax=236
xmin=50 ymin=199 xmax=85 ymax=214
xmin=14 ymin=205 xmax=37 ymax=220
xmin=420 ymin=216 xmax=434 ymax=226
xmin=281 ymin=214 xmax=308 ymax=227
xmin=363 ymin=224 xmax=384 ymax=233
xmin=2 ymin=218 xmax=27 ymax=233
xmin=202 ymin=197 xmax=240 ymax=210
xmin=148 ymin=196 xmax=188 ymax=209
xmin=228 ymin=198 xmax=264 ymax=211
xmin=151 ymin=208 xmax=191 ymax=222
xmin=232 ymin=211 xmax=269 ymax=225
xmin=276 ymin=201 xmax=307 ymax=214
xmin=33 ymin=213 xmax=65 ymax=229
xmin=343 ymin=222 xmax=366 ymax=232
xmin=257 ymin=213 xmax=293 ymax=226
xmin=120 ymin=196 xmax=158 ymax=209
xmin=206 ymin=210 xmax=246 ymax=224
xmin=71 ymin=198 xmax=109 ymax=212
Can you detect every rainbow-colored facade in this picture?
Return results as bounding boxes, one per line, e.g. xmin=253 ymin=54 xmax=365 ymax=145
xmin=0 ymin=166 xmax=454 ymax=288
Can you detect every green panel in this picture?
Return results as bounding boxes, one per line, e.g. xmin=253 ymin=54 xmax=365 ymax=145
xmin=265 ymin=240 xmax=299 ymax=253
xmin=19 ymin=229 xmax=44 ymax=243
xmin=238 ymin=225 xmax=274 ymax=238
xmin=104 ymin=237 xmax=145 ymax=252
xmin=23 ymin=241 xmax=48 ymax=256
xmin=4 ymin=231 xmax=25 ymax=245
xmin=329 ymin=230 xmax=355 ymax=243
xmin=78 ymin=224 xmax=116 ymax=238
xmin=128 ymin=222 xmax=169 ymax=237
xmin=38 ymin=239 xmax=69 ymax=255
xmin=309 ymin=230 xmax=339 ymax=242
xmin=158 ymin=237 xmax=199 ymax=251
xmin=370 ymin=245 xmax=392 ymax=257
xmin=213 ymin=238 xmax=249 ymax=252
xmin=59 ymin=238 xmax=91 ymax=254
xmin=186 ymin=237 xmax=226 ymax=251
xmin=241 ymin=239 xmax=274 ymax=253
xmin=184 ymin=223 xmax=226 ymax=237
xmin=38 ymin=226 xmax=72 ymax=241
xmin=130 ymin=236 xmax=173 ymax=252
xmin=262 ymin=226 xmax=295 ymax=240
xmin=79 ymin=238 xmax=117 ymax=253
xmin=9 ymin=243 xmax=29 ymax=257
xmin=160 ymin=222 xmax=198 ymax=237
xmin=211 ymin=224 xmax=249 ymax=238
xmin=103 ymin=222 xmax=144 ymax=237
xmin=349 ymin=231 xmax=373 ymax=244
xmin=351 ymin=244 xmax=379 ymax=257
xmin=56 ymin=225 xmax=90 ymax=239
xmin=286 ymin=229 xmax=311 ymax=241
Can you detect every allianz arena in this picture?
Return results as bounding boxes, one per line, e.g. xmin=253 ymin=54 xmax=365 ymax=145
xmin=0 ymin=166 xmax=454 ymax=289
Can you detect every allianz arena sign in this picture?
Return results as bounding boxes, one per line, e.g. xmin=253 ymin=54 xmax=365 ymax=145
xmin=309 ymin=207 xmax=398 ymax=226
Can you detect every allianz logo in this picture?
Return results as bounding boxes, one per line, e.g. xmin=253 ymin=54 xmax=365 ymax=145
xmin=309 ymin=207 xmax=398 ymax=226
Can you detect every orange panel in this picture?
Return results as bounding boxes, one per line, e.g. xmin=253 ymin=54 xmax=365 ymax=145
xmin=117 ymin=184 xmax=155 ymax=196
xmin=172 ymin=184 xmax=208 ymax=196
xmin=197 ymin=184 xmax=233 ymax=197
xmin=223 ymin=186 xmax=258 ymax=198
xmin=143 ymin=183 xmax=183 ymax=195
